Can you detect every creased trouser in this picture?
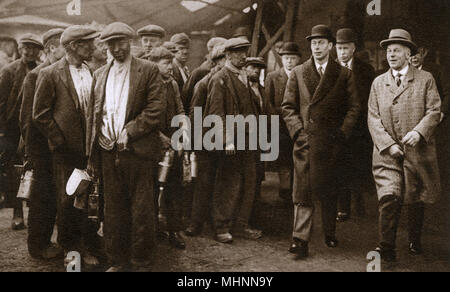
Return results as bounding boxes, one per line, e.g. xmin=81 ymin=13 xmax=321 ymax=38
xmin=213 ymin=151 xmax=258 ymax=234
xmin=101 ymin=150 xmax=156 ymax=266
xmin=52 ymin=155 xmax=98 ymax=253
xmin=27 ymin=156 xmax=57 ymax=255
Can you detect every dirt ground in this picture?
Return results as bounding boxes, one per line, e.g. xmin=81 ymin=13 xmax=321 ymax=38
xmin=0 ymin=172 xmax=449 ymax=272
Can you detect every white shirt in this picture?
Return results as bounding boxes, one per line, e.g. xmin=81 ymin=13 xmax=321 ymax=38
xmin=340 ymin=58 xmax=353 ymax=70
xmin=68 ymin=63 xmax=92 ymax=118
xmin=99 ymin=56 xmax=132 ymax=150
xmin=315 ymin=60 xmax=328 ymax=76
xmin=392 ymin=64 xmax=409 ymax=83
xmin=284 ymin=68 xmax=292 ymax=78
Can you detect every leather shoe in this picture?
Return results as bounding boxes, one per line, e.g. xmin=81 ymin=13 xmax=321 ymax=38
xmin=409 ymin=242 xmax=423 ymax=255
xmin=41 ymin=244 xmax=64 ymax=260
xmin=169 ymin=232 xmax=186 ymax=250
xmin=325 ymin=236 xmax=339 ymax=248
xmin=216 ymin=232 xmax=233 ymax=244
xmin=185 ymin=225 xmax=201 ymax=237
xmin=11 ymin=217 xmax=26 ymax=231
xmin=289 ymin=238 xmax=308 ymax=259
xmin=336 ymin=212 xmax=350 ymax=222
xmin=375 ymin=246 xmax=396 ymax=262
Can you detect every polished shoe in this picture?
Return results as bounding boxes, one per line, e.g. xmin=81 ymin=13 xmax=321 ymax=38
xmin=216 ymin=232 xmax=233 ymax=244
xmin=233 ymin=228 xmax=262 ymax=240
xmin=41 ymin=244 xmax=64 ymax=260
xmin=185 ymin=225 xmax=201 ymax=237
xmin=336 ymin=212 xmax=350 ymax=222
xmin=169 ymin=232 xmax=186 ymax=250
xmin=409 ymin=242 xmax=424 ymax=255
xmin=11 ymin=217 xmax=26 ymax=231
xmin=325 ymin=236 xmax=339 ymax=248
xmin=289 ymin=238 xmax=308 ymax=259
xmin=375 ymin=247 xmax=396 ymax=262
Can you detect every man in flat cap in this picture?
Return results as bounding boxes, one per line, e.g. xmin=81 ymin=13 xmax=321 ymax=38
xmin=87 ymin=22 xmax=165 ymax=272
xmin=163 ymin=41 xmax=178 ymax=54
xmin=198 ymin=37 xmax=227 ymax=72
xmin=282 ymin=24 xmax=360 ymax=259
xmin=19 ymin=28 xmax=65 ymax=259
xmin=33 ymin=25 xmax=100 ymax=267
xmin=185 ymin=44 xmax=227 ymax=237
xmin=0 ymin=33 xmax=42 ymax=230
xmin=138 ymin=24 xmax=166 ymax=56
xmin=204 ymin=38 xmax=263 ymax=243
xmin=335 ymin=28 xmax=376 ymax=222
xmin=368 ymin=29 xmax=441 ymax=262
xmin=87 ymin=38 xmax=107 ymax=72
xmin=265 ymin=42 xmax=302 ymax=202
xmin=170 ymin=33 xmax=191 ymax=106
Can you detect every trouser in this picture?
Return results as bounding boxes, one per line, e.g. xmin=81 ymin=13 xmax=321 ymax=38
xmin=292 ymin=195 xmax=338 ymax=242
xmin=378 ymin=195 xmax=425 ymax=249
xmin=27 ymin=156 xmax=57 ymax=255
xmin=53 ymin=155 xmax=97 ymax=253
xmin=277 ymin=135 xmax=293 ymax=192
xmin=101 ymin=150 xmax=156 ymax=266
xmin=164 ymin=155 xmax=183 ymax=232
xmin=213 ymin=151 xmax=258 ymax=234
xmin=1 ymin=134 xmax=22 ymax=210
xmin=190 ymin=151 xmax=218 ymax=229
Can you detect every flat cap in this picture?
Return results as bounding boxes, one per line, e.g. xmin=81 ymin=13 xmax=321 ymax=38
xmin=18 ymin=33 xmax=43 ymax=49
xmin=170 ymin=33 xmax=191 ymax=46
xmin=100 ymin=22 xmax=136 ymax=42
xmin=162 ymin=41 xmax=177 ymax=53
xmin=147 ymin=46 xmax=174 ymax=62
xmin=137 ymin=24 xmax=166 ymax=38
xmin=245 ymin=57 xmax=266 ymax=68
xmin=224 ymin=38 xmax=251 ymax=51
xmin=43 ymin=28 xmax=65 ymax=46
xmin=211 ymin=45 xmax=226 ymax=61
xmin=61 ymin=25 xmax=100 ymax=46
xmin=207 ymin=37 xmax=227 ymax=50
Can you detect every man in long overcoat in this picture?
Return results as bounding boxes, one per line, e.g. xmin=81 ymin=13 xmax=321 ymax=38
xmin=368 ymin=29 xmax=441 ymax=262
xmin=282 ymin=25 xmax=360 ymax=259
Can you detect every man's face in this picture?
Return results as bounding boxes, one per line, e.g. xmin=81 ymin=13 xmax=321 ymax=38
xmin=174 ymin=44 xmax=190 ymax=64
xmin=92 ymin=39 xmax=107 ymax=63
xmin=106 ymin=38 xmax=131 ymax=63
xmin=20 ymin=44 xmax=41 ymax=63
xmin=410 ymin=47 xmax=427 ymax=68
xmin=72 ymin=39 xmax=95 ymax=61
xmin=216 ymin=57 xmax=226 ymax=68
xmin=156 ymin=58 xmax=173 ymax=78
xmin=336 ymin=42 xmax=356 ymax=64
xmin=50 ymin=44 xmax=65 ymax=61
xmin=387 ymin=44 xmax=410 ymax=71
xmin=227 ymin=50 xmax=247 ymax=69
xmin=245 ymin=65 xmax=261 ymax=82
xmin=141 ymin=36 xmax=163 ymax=53
xmin=282 ymin=54 xmax=301 ymax=71
xmin=310 ymin=38 xmax=333 ymax=62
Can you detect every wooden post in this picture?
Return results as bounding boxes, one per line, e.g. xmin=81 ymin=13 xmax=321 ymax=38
xmin=250 ymin=0 xmax=264 ymax=57
xmin=258 ymin=23 xmax=286 ymax=57
xmin=283 ymin=0 xmax=297 ymax=42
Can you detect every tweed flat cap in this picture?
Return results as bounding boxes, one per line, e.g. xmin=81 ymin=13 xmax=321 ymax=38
xmin=100 ymin=22 xmax=136 ymax=42
xmin=170 ymin=33 xmax=191 ymax=46
xmin=224 ymin=38 xmax=251 ymax=51
xmin=211 ymin=45 xmax=226 ymax=61
xmin=61 ymin=25 xmax=100 ymax=46
xmin=245 ymin=57 xmax=266 ymax=68
xmin=18 ymin=33 xmax=43 ymax=49
xmin=162 ymin=41 xmax=177 ymax=53
xmin=43 ymin=28 xmax=65 ymax=46
xmin=137 ymin=24 xmax=166 ymax=38
xmin=147 ymin=46 xmax=174 ymax=62
xmin=207 ymin=37 xmax=227 ymax=50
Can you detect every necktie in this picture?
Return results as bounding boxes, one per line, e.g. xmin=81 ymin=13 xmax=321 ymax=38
xmin=395 ymin=73 xmax=402 ymax=87
xmin=318 ymin=66 xmax=324 ymax=77
xmin=345 ymin=62 xmax=351 ymax=70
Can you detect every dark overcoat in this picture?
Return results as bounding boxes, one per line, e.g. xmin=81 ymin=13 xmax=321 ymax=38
xmin=282 ymin=57 xmax=360 ymax=205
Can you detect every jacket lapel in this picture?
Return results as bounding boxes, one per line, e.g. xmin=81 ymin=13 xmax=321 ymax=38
xmin=94 ymin=61 xmax=113 ymax=130
xmin=278 ymin=68 xmax=288 ymax=84
xmin=311 ymin=58 xmax=341 ymax=104
xmin=393 ymin=66 xmax=414 ymax=100
xmin=302 ymin=58 xmax=320 ymax=100
xmin=126 ymin=57 xmax=142 ymax=120
xmin=58 ymin=58 xmax=81 ymax=111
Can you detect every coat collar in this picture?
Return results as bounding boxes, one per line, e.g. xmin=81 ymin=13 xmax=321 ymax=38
xmin=303 ymin=57 xmax=342 ymax=104
xmin=385 ymin=65 xmax=415 ymax=100
xmin=57 ymin=57 xmax=81 ymax=111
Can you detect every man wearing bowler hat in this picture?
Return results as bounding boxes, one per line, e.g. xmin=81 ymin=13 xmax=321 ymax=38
xmin=335 ymin=28 xmax=376 ymax=222
xmin=265 ymin=42 xmax=302 ymax=202
xmin=33 ymin=25 xmax=100 ymax=267
xmin=20 ymin=28 xmax=65 ymax=259
xmin=0 ymin=33 xmax=43 ymax=231
xmin=87 ymin=22 xmax=165 ymax=271
xmin=282 ymin=24 xmax=360 ymax=259
xmin=368 ymin=29 xmax=441 ymax=262
xmin=137 ymin=24 xmax=166 ymax=56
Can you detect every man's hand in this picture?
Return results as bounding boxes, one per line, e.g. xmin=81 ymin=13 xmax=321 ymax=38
xmin=117 ymin=129 xmax=129 ymax=152
xmin=401 ymin=131 xmax=422 ymax=147
xmin=388 ymin=144 xmax=404 ymax=159
xmin=440 ymin=112 xmax=445 ymax=123
xmin=225 ymin=143 xmax=236 ymax=156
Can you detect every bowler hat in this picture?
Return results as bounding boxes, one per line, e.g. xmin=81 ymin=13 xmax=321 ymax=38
xmin=100 ymin=22 xmax=136 ymax=42
xmin=380 ymin=29 xmax=417 ymax=55
xmin=224 ymin=38 xmax=251 ymax=52
xmin=245 ymin=57 xmax=266 ymax=68
xmin=336 ymin=28 xmax=357 ymax=44
xmin=137 ymin=24 xmax=166 ymax=38
xmin=61 ymin=25 xmax=100 ymax=46
xmin=42 ymin=28 xmax=64 ymax=47
xmin=279 ymin=42 xmax=301 ymax=56
xmin=233 ymin=26 xmax=251 ymax=39
xmin=170 ymin=33 xmax=191 ymax=46
xmin=18 ymin=33 xmax=43 ymax=50
xmin=306 ymin=24 xmax=335 ymax=43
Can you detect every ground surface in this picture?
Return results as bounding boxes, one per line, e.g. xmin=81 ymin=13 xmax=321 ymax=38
xmin=0 ymin=172 xmax=449 ymax=272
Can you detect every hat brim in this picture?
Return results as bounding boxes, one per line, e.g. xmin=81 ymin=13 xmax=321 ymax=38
xmin=279 ymin=51 xmax=302 ymax=56
xmin=380 ymin=39 xmax=417 ymax=55
xmin=226 ymin=43 xmax=251 ymax=51
xmin=19 ymin=40 xmax=43 ymax=50
xmin=138 ymin=33 xmax=165 ymax=38
xmin=80 ymin=31 xmax=100 ymax=41
xmin=336 ymin=39 xmax=357 ymax=44
xmin=306 ymin=35 xmax=336 ymax=43
xmin=100 ymin=34 xmax=134 ymax=42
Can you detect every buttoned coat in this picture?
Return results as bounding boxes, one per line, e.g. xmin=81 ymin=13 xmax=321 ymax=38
xmin=368 ymin=66 xmax=441 ymax=204
xmin=282 ymin=58 xmax=360 ymax=205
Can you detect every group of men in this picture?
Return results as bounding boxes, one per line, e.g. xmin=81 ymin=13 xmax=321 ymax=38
xmin=0 ymin=20 xmax=447 ymax=272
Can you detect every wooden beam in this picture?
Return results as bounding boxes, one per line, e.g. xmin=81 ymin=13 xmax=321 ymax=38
xmin=250 ymin=0 xmax=264 ymax=57
xmin=283 ymin=0 xmax=297 ymax=42
xmin=261 ymin=24 xmax=282 ymax=67
xmin=258 ymin=23 xmax=286 ymax=57
xmin=198 ymin=0 xmax=244 ymax=13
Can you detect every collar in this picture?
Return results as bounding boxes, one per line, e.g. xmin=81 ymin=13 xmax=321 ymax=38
xmin=284 ymin=67 xmax=292 ymax=77
xmin=392 ymin=64 xmax=409 ymax=77
xmin=340 ymin=58 xmax=353 ymax=69
xmin=111 ymin=54 xmax=132 ymax=69
xmin=314 ymin=58 xmax=328 ymax=72
xmin=225 ymin=61 xmax=243 ymax=75
xmin=173 ymin=58 xmax=185 ymax=70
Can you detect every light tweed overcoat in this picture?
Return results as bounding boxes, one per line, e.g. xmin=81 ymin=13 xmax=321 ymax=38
xmin=368 ymin=66 xmax=441 ymax=204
